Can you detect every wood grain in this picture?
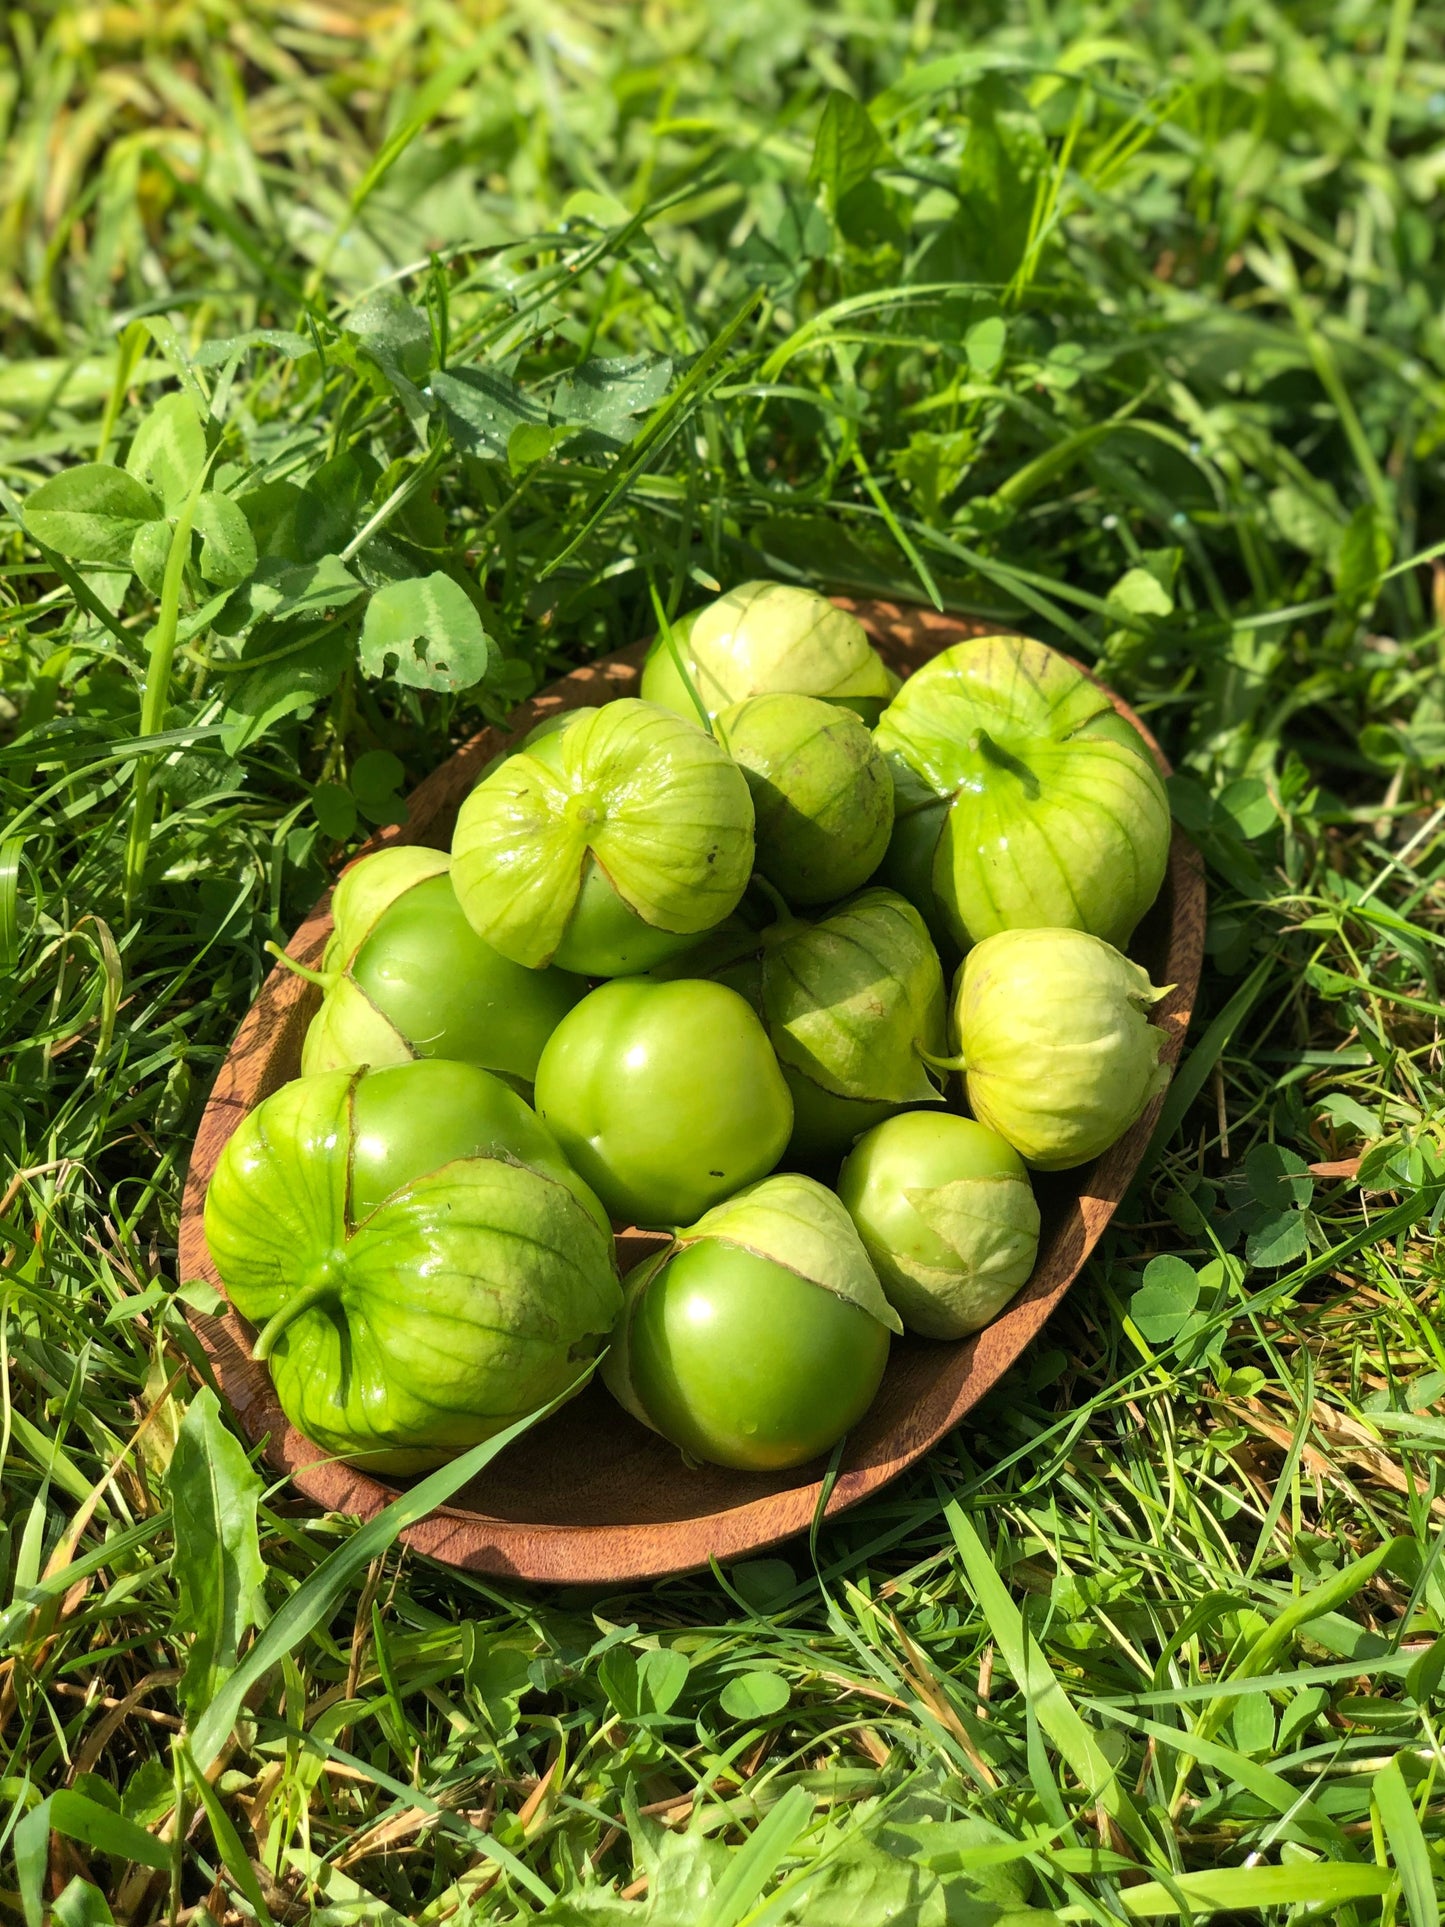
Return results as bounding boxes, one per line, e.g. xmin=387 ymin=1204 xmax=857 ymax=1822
xmin=176 ymin=600 xmax=1206 ymax=1585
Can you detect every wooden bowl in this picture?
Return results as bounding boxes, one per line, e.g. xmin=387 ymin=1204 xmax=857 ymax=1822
xmin=178 ymin=600 xmax=1204 ymax=1585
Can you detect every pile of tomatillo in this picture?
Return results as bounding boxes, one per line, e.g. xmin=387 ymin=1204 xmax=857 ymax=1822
xmin=204 ymin=582 xmax=1174 ymax=1476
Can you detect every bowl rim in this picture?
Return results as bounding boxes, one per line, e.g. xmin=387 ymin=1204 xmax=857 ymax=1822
xmin=176 ymin=598 xmax=1205 ymax=1584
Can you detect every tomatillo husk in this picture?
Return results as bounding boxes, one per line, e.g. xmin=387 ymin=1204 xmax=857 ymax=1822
xmin=874 ymin=633 xmax=1170 ymax=952
xmin=601 ymin=1172 xmax=899 ymax=1470
xmin=838 ymin=1111 xmax=1040 ymax=1338
xmin=640 ymin=581 xmax=899 ymax=724
xmin=298 ymin=846 xmax=585 ymax=1087
xmin=952 ymin=927 xmax=1172 ymax=1169
xmin=204 ymin=1061 xmax=618 ymax=1473
xmin=717 ymin=693 xmax=893 ymax=904
xmin=451 ymin=698 xmax=755 ymax=975
xmin=655 ymin=885 xmax=947 ymax=1162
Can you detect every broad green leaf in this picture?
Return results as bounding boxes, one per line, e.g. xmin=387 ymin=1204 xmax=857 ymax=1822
xmin=358 ymin=571 xmax=497 ymax=692
xmin=346 ymin=287 xmax=433 ymax=387
xmin=964 ymin=314 xmax=1006 ymax=375
xmin=1333 ymin=502 xmax=1393 ymax=602
xmin=1244 ymin=1207 xmax=1309 ymax=1269
xmin=194 ymin=329 xmax=315 ymax=365
xmin=312 ymin=781 xmax=358 ymax=841
xmin=1267 ymin=482 xmax=1342 ymax=560
xmin=598 ymin=1643 xmax=690 ymax=1719
xmin=1128 ymin=1254 xmax=1201 ymax=1343
xmin=130 ymin=516 xmax=172 ymax=594
xmin=729 ymin=1559 xmax=796 ymax=1610
xmin=552 ymin=354 xmax=674 ymax=445
xmin=125 ymin=391 xmax=208 ymax=512
xmin=52 ymin=1879 xmax=116 ymax=1927
xmin=25 ymin=464 xmax=161 ymax=565
xmin=220 ymin=622 xmax=352 ymax=755
xmin=193 ymin=491 xmax=258 ymax=587
xmin=246 ymin=551 xmax=363 ymax=623
xmin=167 ymin=1385 xmax=266 ymax=1715
xmin=431 ymin=365 xmax=548 ymax=456
xmin=1107 ymin=566 xmax=1174 ymax=620
xmin=1244 ymin=1143 xmax=1314 ymax=1210
xmin=350 ymin=747 xmax=408 ymax=823
xmin=809 ymin=90 xmax=889 ymax=208
xmin=720 ymin=1671 xmax=791 ymax=1721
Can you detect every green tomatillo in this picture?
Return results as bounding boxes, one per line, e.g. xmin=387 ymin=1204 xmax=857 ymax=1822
xmin=296 ymin=846 xmax=586 ymax=1087
xmin=601 ymin=1173 xmax=900 ymax=1470
xmin=716 ymin=693 xmax=894 ymax=904
xmin=204 ymin=1060 xmax=619 ymax=1472
xmin=451 ymin=699 xmax=755 ymax=976
xmin=837 ymin=1112 xmax=1040 ymax=1339
xmin=640 ymin=581 xmax=899 ymax=725
xmin=655 ymin=886 xmax=947 ymax=1164
xmin=533 ymin=976 xmax=794 ymax=1227
xmin=874 ymin=634 xmax=1171 ymax=953
xmin=952 ymin=927 xmax=1172 ymax=1169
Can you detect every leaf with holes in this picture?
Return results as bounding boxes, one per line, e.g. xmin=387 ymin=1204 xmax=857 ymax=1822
xmin=359 ymin=571 xmax=497 ymax=692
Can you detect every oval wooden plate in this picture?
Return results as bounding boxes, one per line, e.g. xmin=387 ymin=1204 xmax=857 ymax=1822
xmin=178 ymin=599 xmax=1204 ymax=1586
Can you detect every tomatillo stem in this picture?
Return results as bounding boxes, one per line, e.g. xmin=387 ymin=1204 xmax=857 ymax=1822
xmin=264 ymin=940 xmax=331 ymax=990
xmin=973 ymin=729 xmax=1040 ymax=798
xmin=751 ymin=874 xmax=806 ymax=939
xmin=252 ymin=1269 xmax=338 ymax=1361
xmin=918 ymin=1043 xmax=968 ymax=1074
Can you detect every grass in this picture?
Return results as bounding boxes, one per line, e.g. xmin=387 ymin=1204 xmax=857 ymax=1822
xmin=1 ymin=0 xmax=1444 ymax=1919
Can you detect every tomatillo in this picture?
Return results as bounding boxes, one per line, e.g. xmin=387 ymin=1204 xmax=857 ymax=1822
xmin=203 ymin=1061 xmax=618 ymax=1472
xmin=953 ymin=927 xmax=1172 ymax=1169
xmin=875 ymin=633 xmax=1170 ymax=952
xmin=653 ymin=887 xmax=947 ymax=1164
xmin=716 ymin=693 xmax=894 ymax=904
xmin=533 ymin=977 xmax=793 ymax=1226
xmin=640 ymin=580 xmax=899 ymax=725
xmin=837 ymin=1112 xmax=1040 ymax=1338
xmin=297 ymin=846 xmax=585 ymax=1086
xmin=450 ymin=698 xmax=755 ymax=975
xmin=601 ymin=1173 xmax=900 ymax=1470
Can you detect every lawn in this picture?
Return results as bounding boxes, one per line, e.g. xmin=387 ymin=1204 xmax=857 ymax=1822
xmin=2 ymin=0 xmax=1444 ymax=1920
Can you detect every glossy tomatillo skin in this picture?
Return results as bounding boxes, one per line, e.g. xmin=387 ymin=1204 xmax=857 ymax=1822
xmin=301 ymin=847 xmax=585 ymax=1086
xmin=450 ymin=699 xmax=754 ymax=975
xmin=349 ymin=1060 xmax=609 ymax=1233
xmin=874 ymin=634 xmax=1170 ymax=952
xmin=204 ymin=1064 xmax=619 ymax=1472
xmin=640 ymin=582 xmax=899 ymax=725
xmin=954 ymin=927 xmax=1171 ymax=1170
xmin=716 ymin=693 xmax=894 ymax=904
xmin=655 ymin=887 xmax=947 ymax=1164
xmin=601 ymin=1174 xmax=898 ymax=1470
xmin=533 ymin=977 xmax=794 ymax=1227
xmin=837 ymin=1112 xmax=1040 ymax=1338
